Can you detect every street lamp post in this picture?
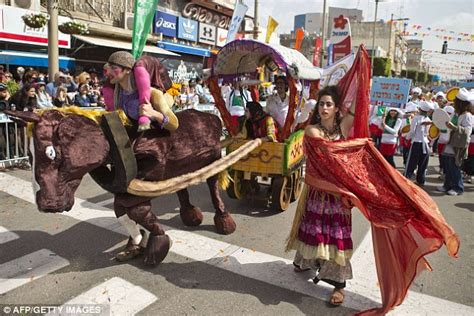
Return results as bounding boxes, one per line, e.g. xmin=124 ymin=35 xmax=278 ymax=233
xmin=253 ymin=0 xmax=259 ymax=40
xmin=47 ymin=0 xmax=59 ymax=81
xmin=388 ymin=15 xmax=409 ymax=76
xmin=320 ymin=0 xmax=327 ymax=68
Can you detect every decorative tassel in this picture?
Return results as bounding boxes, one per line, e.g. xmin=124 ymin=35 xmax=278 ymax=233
xmin=218 ymin=170 xmax=231 ymax=190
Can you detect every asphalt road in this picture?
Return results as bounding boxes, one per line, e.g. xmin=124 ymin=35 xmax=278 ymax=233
xmin=0 ymin=155 xmax=472 ymax=315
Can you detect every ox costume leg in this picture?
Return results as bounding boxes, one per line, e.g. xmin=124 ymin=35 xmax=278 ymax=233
xmin=114 ymin=194 xmax=171 ymax=265
xmin=207 ymin=175 xmax=236 ymax=235
xmin=177 ymin=188 xmax=204 ymax=227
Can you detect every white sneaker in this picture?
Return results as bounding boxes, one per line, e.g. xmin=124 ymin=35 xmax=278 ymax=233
xmin=436 ymin=186 xmax=447 ymax=192
xmin=447 ymin=190 xmax=459 ymax=196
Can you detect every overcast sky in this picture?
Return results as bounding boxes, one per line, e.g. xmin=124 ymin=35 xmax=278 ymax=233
xmin=243 ymin=0 xmax=474 ymax=75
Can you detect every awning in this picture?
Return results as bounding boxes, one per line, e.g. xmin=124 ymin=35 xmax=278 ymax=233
xmin=74 ymin=35 xmax=180 ymax=57
xmin=157 ymin=41 xmax=211 ymax=57
xmin=0 ymin=50 xmax=75 ymax=69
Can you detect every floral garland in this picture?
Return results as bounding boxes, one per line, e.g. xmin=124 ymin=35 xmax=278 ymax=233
xmin=58 ymin=20 xmax=89 ymax=35
xmin=21 ymin=13 xmax=49 ymax=29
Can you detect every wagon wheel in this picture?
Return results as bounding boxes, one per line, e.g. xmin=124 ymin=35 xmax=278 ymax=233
xmin=226 ymin=170 xmax=250 ymax=200
xmin=291 ymin=166 xmax=304 ymax=202
xmin=271 ymin=176 xmax=293 ymax=212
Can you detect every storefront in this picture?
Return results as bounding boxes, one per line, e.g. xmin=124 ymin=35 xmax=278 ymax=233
xmin=0 ymin=5 xmax=73 ymax=72
xmin=153 ymin=0 xmax=234 ymax=82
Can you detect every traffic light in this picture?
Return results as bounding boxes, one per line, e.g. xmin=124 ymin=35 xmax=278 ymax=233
xmin=441 ymin=41 xmax=448 ymax=54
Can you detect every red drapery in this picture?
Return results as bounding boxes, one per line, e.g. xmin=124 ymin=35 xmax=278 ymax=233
xmin=302 ymin=45 xmax=460 ymax=315
xmin=304 ymin=137 xmax=459 ymax=315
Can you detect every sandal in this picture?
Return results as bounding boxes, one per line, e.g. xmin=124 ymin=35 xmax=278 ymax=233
xmin=293 ymin=262 xmax=311 ymax=273
xmin=329 ymin=288 xmax=344 ymax=306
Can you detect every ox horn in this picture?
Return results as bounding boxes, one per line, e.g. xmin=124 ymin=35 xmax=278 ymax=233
xmin=127 ymin=138 xmax=263 ymax=197
xmin=4 ymin=110 xmax=40 ymax=123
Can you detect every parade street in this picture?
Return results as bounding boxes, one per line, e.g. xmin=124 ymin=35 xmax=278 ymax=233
xmin=0 ymin=156 xmax=472 ymax=315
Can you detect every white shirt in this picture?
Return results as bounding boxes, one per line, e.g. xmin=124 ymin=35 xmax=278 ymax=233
xmin=381 ymin=118 xmax=402 ymax=144
xmin=265 ymin=93 xmax=289 ymax=128
xmin=406 ymin=114 xmax=431 ymax=154
xmin=444 ymin=112 xmax=473 ymax=155
xmin=226 ymin=89 xmax=252 ymax=117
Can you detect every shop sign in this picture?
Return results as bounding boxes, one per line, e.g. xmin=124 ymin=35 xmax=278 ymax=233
xmin=153 ymin=11 xmax=177 ymax=37
xmin=199 ymin=23 xmax=216 ymax=45
xmin=177 ymin=16 xmax=198 ymax=42
xmin=182 ymin=3 xmax=231 ymax=29
xmin=0 ymin=5 xmax=70 ymax=48
xmin=216 ymin=28 xmax=228 ymax=47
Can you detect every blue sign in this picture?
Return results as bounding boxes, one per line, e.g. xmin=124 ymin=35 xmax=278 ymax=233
xmin=153 ymin=11 xmax=177 ymax=37
xmin=370 ymin=77 xmax=412 ymax=107
xmin=177 ymin=17 xmax=198 ymax=42
xmin=153 ymin=11 xmax=178 ymax=37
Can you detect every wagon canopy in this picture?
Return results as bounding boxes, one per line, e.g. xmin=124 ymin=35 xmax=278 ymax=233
xmin=213 ymin=39 xmax=322 ymax=81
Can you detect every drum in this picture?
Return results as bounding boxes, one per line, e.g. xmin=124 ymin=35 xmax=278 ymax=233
xmin=446 ymin=87 xmax=459 ymax=102
xmin=432 ymin=108 xmax=451 ymax=129
xmin=401 ymin=125 xmax=410 ymax=134
xmin=429 ymin=125 xmax=440 ymax=140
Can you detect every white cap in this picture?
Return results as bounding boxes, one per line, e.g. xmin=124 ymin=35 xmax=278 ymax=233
xmin=405 ymin=101 xmax=418 ymax=113
xmin=456 ymin=87 xmax=474 ymax=105
xmin=386 ymin=107 xmax=402 ymax=116
xmin=411 ymin=87 xmax=422 ymax=95
xmin=444 ymin=105 xmax=455 ymax=115
xmin=418 ymin=100 xmax=435 ymax=112
xmin=435 ymin=91 xmax=446 ymax=99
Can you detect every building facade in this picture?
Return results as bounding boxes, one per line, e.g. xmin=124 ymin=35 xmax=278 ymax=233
xmin=406 ymin=39 xmax=423 ymax=71
xmin=0 ymin=0 xmax=239 ymax=80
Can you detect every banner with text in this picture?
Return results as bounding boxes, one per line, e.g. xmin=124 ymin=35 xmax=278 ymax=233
xmin=329 ymin=15 xmax=352 ymax=63
xmin=370 ymin=76 xmax=412 ymax=107
xmin=226 ymin=2 xmax=248 ymax=44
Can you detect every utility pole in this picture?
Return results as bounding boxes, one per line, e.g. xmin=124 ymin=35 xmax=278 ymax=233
xmin=320 ymin=0 xmax=327 ymax=67
xmin=388 ymin=13 xmax=393 ymax=65
xmin=253 ymin=0 xmax=259 ymax=40
xmin=371 ymin=0 xmax=380 ymax=73
xmin=47 ymin=0 xmax=59 ymax=81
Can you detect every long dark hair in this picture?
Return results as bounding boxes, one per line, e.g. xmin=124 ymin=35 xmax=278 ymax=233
xmin=309 ymin=85 xmax=343 ymax=125
xmin=454 ymin=97 xmax=471 ymax=115
xmin=11 ymin=83 xmax=37 ymax=111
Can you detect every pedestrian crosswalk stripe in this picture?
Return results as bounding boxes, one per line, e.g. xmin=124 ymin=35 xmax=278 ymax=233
xmin=1 ymin=173 xmax=473 ymax=315
xmin=0 ymin=226 xmax=19 ymax=244
xmin=0 ymin=249 xmax=69 ymax=294
xmin=48 ymin=277 xmax=157 ymax=316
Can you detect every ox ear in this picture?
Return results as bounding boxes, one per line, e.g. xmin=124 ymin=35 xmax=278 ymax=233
xmin=4 ymin=110 xmax=40 ymax=123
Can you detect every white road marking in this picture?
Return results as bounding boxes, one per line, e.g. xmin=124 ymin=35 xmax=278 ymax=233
xmin=1 ymin=173 xmax=473 ymax=315
xmin=0 ymin=226 xmax=19 ymax=244
xmin=0 ymin=249 xmax=69 ymax=294
xmin=46 ymin=277 xmax=157 ymax=316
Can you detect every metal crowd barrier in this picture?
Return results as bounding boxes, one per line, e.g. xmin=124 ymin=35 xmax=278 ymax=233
xmin=0 ymin=113 xmax=29 ymax=169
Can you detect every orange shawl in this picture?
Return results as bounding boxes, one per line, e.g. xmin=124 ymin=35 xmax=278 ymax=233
xmin=302 ymin=45 xmax=459 ymax=315
xmin=304 ymin=136 xmax=459 ymax=315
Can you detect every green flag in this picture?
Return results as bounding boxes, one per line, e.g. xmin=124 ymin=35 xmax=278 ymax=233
xmin=132 ymin=0 xmax=159 ymax=59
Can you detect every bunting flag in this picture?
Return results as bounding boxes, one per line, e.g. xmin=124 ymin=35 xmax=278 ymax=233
xmin=265 ymin=16 xmax=279 ymax=43
xmin=294 ymin=28 xmax=305 ymax=51
xmin=132 ymin=0 xmax=159 ymax=59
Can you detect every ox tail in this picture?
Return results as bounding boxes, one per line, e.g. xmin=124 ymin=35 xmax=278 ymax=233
xmin=218 ymin=170 xmax=231 ymax=190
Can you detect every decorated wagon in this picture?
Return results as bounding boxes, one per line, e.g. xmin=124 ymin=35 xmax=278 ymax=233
xmin=208 ymin=39 xmax=323 ymax=211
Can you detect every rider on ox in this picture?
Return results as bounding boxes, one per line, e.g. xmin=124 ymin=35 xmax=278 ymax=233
xmin=105 ymin=51 xmax=178 ymax=132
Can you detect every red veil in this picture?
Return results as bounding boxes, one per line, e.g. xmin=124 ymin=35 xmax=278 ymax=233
xmin=304 ymin=46 xmax=460 ymax=315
